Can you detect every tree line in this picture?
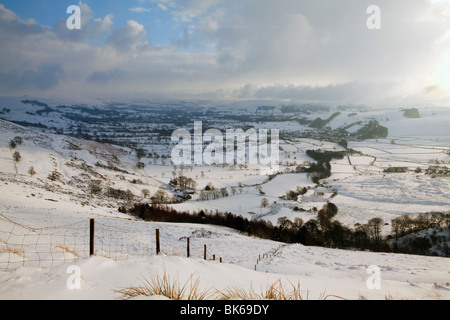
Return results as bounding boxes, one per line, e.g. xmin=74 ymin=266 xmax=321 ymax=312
xmin=123 ymin=202 xmax=449 ymax=256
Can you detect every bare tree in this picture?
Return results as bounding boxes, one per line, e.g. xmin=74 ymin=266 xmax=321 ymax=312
xmin=28 ymin=166 xmax=36 ymax=177
xmin=13 ymin=151 xmax=21 ymax=163
xmin=367 ymin=217 xmax=384 ymax=245
xmin=220 ymin=187 xmax=228 ymax=197
xmin=151 ymin=188 xmax=168 ymax=205
xmin=293 ymin=217 xmax=304 ymax=229
xmin=431 ymin=212 xmax=445 ymax=227
xmin=136 ymin=161 xmax=145 ymax=169
xmin=261 ymin=198 xmax=269 ymax=208
xmin=238 ymin=182 xmax=244 ymax=194
xmin=318 ymin=202 xmax=338 ymax=231
xmin=278 ymin=216 xmax=294 ymax=229
xmin=135 ymin=148 xmax=146 ymax=160
xmin=89 ymin=181 xmax=102 ymax=195
xmin=141 ymin=189 xmax=150 ymax=199
xmin=9 ymin=140 xmax=16 ymax=150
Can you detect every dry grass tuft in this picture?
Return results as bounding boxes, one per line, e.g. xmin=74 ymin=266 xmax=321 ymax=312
xmin=217 ymin=279 xmax=308 ymax=300
xmin=1 ymin=246 xmax=22 ymax=256
xmin=217 ymin=279 xmax=346 ymax=300
xmin=55 ymin=245 xmax=80 ymax=258
xmin=115 ymin=272 xmax=346 ymax=301
xmin=114 ymin=271 xmax=214 ymax=300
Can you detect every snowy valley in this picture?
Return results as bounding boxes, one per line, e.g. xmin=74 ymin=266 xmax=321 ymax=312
xmin=0 ymin=97 xmax=449 ymax=300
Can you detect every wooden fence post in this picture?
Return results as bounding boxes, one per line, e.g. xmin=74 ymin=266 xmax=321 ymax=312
xmin=187 ymin=237 xmax=190 ymax=258
xmin=204 ymin=244 xmax=207 ymax=260
xmin=156 ymin=229 xmax=160 ymax=255
xmin=89 ymin=219 xmax=95 ymax=256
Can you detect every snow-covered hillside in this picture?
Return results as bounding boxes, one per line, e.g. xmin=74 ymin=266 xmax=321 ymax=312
xmin=0 ymin=98 xmax=449 ymax=300
xmin=1 ymin=181 xmax=449 ymax=300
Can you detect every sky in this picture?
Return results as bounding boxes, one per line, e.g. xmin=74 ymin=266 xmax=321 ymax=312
xmin=0 ymin=0 xmax=449 ymax=105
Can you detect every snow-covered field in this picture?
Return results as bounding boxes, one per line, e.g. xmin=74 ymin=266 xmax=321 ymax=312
xmin=0 ymin=100 xmax=449 ymax=300
xmin=1 ymin=199 xmax=449 ymax=300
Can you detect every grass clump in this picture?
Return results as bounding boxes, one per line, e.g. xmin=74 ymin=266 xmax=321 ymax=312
xmin=115 ymin=271 xmax=346 ymax=300
xmin=115 ymin=271 xmax=214 ymax=300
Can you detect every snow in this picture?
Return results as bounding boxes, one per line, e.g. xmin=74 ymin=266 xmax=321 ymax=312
xmin=0 ymin=101 xmax=449 ymax=300
xmin=2 ymin=237 xmax=449 ymax=300
xmin=0 ymin=172 xmax=448 ymax=300
xmin=262 ymin=173 xmax=313 ymax=198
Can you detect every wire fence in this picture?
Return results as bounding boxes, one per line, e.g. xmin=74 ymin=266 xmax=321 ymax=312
xmin=0 ymin=214 xmax=223 ymax=271
xmin=92 ymin=220 xmax=155 ymax=261
xmin=0 ymin=214 xmax=89 ymax=270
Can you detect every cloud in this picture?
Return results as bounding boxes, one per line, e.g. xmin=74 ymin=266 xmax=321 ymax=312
xmin=158 ymin=3 xmax=168 ymax=11
xmin=189 ymin=0 xmax=450 ymax=102
xmin=170 ymin=0 xmax=220 ymax=22
xmin=0 ymin=4 xmax=46 ymax=37
xmin=0 ymin=63 xmax=65 ymax=92
xmin=243 ymin=82 xmax=397 ymax=104
xmin=87 ymin=69 xmax=123 ymax=85
xmin=0 ymin=1 xmax=449 ymax=104
xmin=195 ymin=17 xmax=219 ymax=35
xmin=129 ymin=7 xmax=152 ymax=13
xmin=104 ymin=20 xmax=149 ymax=52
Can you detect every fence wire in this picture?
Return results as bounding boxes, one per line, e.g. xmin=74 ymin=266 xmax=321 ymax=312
xmin=0 ymin=214 xmax=89 ymax=271
xmin=0 ymin=214 xmax=218 ymax=271
xmin=93 ymin=220 xmax=155 ymax=261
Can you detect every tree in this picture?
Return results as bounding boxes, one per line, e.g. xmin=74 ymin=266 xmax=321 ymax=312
xmin=28 ymin=166 xmax=36 ymax=177
xmin=105 ymin=187 xmax=134 ymax=201
xmin=278 ymin=217 xmax=294 ymax=229
xmin=323 ymin=202 xmax=338 ymax=216
xmin=13 ymin=136 xmax=23 ymax=146
xmin=9 ymin=140 xmax=16 ymax=150
xmin=391 ymin=217 xmax=402 ymax=240
xmin=354 ymin=224 xmax=370 ymax=249
xmin=212 ymin=189 xmax=220 ymax=199
xmin=89 ymin=181 xmax=102 ymax=195
xmin=198 ymin=190 xmax=208 ymax=201
xmin=318 ymin=202 xmax=338 ymax=230
xmin=13 ymin=151 xmax=21 ymax=163
xmin=293 ymin=217 xmax=304 ymax=229
xmin=367 ymin=217 xmax=384 ymax=246
xmin=136 ymin=161 xmax=145 ymax=169
xmin=338 ymin=139 xmax=348 ymax=149
xmin=177 ymin=175 xmax=197 ymax=190
xmin=151 ymin=188 xmax=168 ymax=205
xmin=302 ymin=220 xmax=321 ymax=246
xmin=285 ymin=190 xmax=298 ymax=201
xmin=141 ymin=189 xmax=150 ymax=199
xmin=220 ymin=187 xmax=228 ymax=197
xmin=205 ymin=183 xmax=214 ymax=191
xmin=326 ymin=220 xmax=351 ymax=248
xmin=391 ymin=215 xmax=412 ymax=239
xmin=430 ymin=212 xmax=445 ymax=227
xmin=414 ymin=213 xmax=432 ymax=231
xmin=47 ymin=170 xmax=62 ymax=182
xmin=136 ymin=148 xmax=146 ymax=160
xmin=238 ymin=182 xmax=244 ymax=193
xmin=261 ymin=198 xmax=269 ymax=208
